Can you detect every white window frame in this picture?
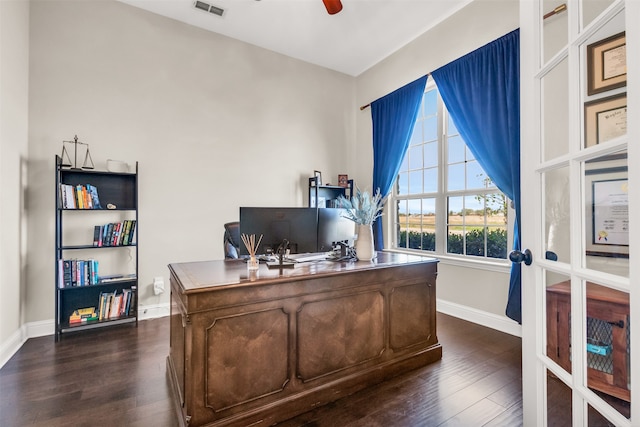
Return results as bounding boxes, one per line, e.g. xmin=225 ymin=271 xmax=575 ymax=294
xmin=387 ymin=80 xmax=514 ymax=268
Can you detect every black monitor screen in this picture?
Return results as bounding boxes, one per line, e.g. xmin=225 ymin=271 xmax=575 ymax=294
xmin=317 ymin=208 xmax=356 ymax=252
xmin=239 ymin=207 xmax=319 ymax=256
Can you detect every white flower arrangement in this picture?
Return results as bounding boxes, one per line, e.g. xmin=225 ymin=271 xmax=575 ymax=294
xmin=337 ymin=188 xmax=384 ymax=225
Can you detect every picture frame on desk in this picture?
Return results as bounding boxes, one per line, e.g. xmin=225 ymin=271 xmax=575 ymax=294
xmin=338 ymin=174 xmax=348 ymax=188
xmin=584 ymin=93 xmax=626 ymax=148
xmin=587 ymin=32 xmax=626 ymax=96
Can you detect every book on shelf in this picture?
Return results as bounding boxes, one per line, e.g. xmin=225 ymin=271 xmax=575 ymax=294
xmin=93 ymin=220 xmax=136 ymax=247
xmin=98 ymin=273 xmax=137 ymax=283
xmin=58 ymin=258 xmax=99 ymax=287
xmin=98 ymin=288 xmax=135 ymax=320
xmin=59 ymin=183 xmax=102 ymax=209
xmin=69 ymin=307 xmax=98 ymax=324
xmin=93 ymin=225 xmax=101 ymax=247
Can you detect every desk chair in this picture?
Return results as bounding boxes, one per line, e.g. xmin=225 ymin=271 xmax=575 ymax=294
xmin=223 ymin=221 xmax=241 ymax=259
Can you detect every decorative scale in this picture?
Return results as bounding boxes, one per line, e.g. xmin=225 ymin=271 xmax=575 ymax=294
xmin=60 ymin=135 xmax=94 ymax=169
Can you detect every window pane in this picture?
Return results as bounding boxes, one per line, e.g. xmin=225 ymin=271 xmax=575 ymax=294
xmin=448 ymin=163 xmax=465 ymax=191
xmin=448 ymin=114 xmax=458 ymax=135
xmin=424 ymin=116 xmax=438 ymax=141
xmin=448 ymin=135 xmax=465 ymax=164
xmin=424 ymin=141 xmax=437 ymax=168
xmin=410 ymin=123 xmax=422 ymax=146
xmin=397 ymin=172 xmax=408 ymax=196
xmin=465 ymin=146 xmax=475 ymax=161
xmin=397 ymin=199 xmax=408 ymax=248
xmin=420 ymin=198 xmax=436 ymax=251
xmin=447 ymin=196 xmax=464 ymax=254
xmin=423 ymin=90 xmax=437 ymax=115
xmin=408 ymin=170 xmax=422 ymax=194
xmin=408 ymin=145 xmax=422 ymax=170
xmin=466 ymin=160 xmax=487 ymax=189
xmin=423 ymin=167 xmax=437 ymax=193
xmin=465 ymin=195 xmax=486 ymax=257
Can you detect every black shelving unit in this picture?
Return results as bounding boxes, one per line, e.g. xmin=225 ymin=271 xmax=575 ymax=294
xmin=54 ymin=155 xmax=138 ymax=340
xmin=308 ymin=176 xmax=353 ymax=208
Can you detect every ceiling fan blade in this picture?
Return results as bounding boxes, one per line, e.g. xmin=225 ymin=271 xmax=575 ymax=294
xmin=323 ymin=0 xmax=343 ymax=15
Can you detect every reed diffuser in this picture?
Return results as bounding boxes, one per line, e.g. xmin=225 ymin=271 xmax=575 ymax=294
xmin=241 ymin=233 xmax=263 ymax=271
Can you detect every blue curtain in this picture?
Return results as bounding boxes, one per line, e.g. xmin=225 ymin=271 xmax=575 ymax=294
xmin=371 ymin=75 xmax=428 ymax=251
xmin=431 ymin=29 xmax=521 ymax=323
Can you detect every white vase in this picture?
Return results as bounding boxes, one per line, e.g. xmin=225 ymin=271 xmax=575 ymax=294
xmin=355 ymin=224 xmax=376 ymax=261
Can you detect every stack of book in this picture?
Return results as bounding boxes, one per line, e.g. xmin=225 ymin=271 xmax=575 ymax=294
xmin=69 ymin=307 xmax=98 ymax=324
xmin=59 ymin=183 xmax=102 ymax=209
xmin=98 ymin=288 xmax=135 ymax=320
xmin=93 ymin=220 xmax=136 ymax=247
xmin=58 ymin=258 xmax=99 ymax=288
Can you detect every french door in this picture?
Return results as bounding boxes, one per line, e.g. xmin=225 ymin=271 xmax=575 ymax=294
xmin=520 ymin=0 xmax=638 ymax=425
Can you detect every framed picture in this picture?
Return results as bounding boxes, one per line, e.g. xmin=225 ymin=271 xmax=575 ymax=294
xmin=338 ymin=174 xmax=348 ymax=188
xmin=314 ymin=170 xmax=322 ymax=186
xmin=587 ymin=31 xmax=626 ymax=95
xmin=585 ymin=162 xmax=628 ymax=258
xmin=584 ymin=93 xmax=626 ymax=148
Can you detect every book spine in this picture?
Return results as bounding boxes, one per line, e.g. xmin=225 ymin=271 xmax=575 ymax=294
xmin=93 ymin=225 xmax=101 ymax=247
xmin=128 ymin=220 xmax=137 ymax=245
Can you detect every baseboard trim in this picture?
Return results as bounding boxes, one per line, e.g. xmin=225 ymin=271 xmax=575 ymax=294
xmin=437 ymin=299 xmax=521 ymax=337
xmin=139 ymin=302 xmax=170 ymax=320
xmin=0 ymin=303 xmax=170 ymax=370
xmin=0 ymin=327 xmax=25 ymax=369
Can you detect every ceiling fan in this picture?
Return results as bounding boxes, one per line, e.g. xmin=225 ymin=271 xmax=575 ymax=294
xmin=322 ymin=0 xmax=343 ymax=14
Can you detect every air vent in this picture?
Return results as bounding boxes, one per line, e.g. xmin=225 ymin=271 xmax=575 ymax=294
xmin=194 ymin=1 xmax=225 ymax=17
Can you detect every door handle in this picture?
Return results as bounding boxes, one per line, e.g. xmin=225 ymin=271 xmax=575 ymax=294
xmin=509 ymin=249 xmax=532 ymax=266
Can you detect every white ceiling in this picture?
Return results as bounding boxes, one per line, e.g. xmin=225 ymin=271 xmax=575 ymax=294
xmin=117 ymin=0 xmax=473 ymax=76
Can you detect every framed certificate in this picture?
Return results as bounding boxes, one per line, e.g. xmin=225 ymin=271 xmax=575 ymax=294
xmin=587 ymin=32 xmax=626 ymax=95
xmin=584 ymin=93 xmax=626 ymax=148
xmin=585 ymin=162 xmax=628 ymax=257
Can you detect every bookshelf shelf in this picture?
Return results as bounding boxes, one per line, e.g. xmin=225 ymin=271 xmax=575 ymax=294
xmin=61 ymin=243 xmax=138 ymax=250
xmin=60 ymin=316 xmax=137 ymax=333
xmin=55 ymin=155 xmax=139 ymax=341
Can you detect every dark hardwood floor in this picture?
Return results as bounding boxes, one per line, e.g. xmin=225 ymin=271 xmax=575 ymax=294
xmin=0 ymin=313 xmax=524 ymax=426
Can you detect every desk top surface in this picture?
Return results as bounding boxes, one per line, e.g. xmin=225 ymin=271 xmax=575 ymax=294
xmin=169 ymin=252 xmax=438 ymax=294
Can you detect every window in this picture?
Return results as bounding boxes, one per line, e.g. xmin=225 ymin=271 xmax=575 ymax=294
xmin=392 ymin=83 xmax=509 ymax=260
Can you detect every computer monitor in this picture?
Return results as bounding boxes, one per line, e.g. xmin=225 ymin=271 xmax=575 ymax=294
xmin=239 ymin=207 xmax=319 ymax=256
xmin=317 ymin=208 xmax=356 ymax=252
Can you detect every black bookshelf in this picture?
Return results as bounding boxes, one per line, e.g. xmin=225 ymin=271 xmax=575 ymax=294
xmin=308 ymin=176 xmax=353 ymax=208
xmin=54 ymin=155 xmax=139 ymax=340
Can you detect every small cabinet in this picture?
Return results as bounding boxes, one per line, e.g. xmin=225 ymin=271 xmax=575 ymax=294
xmin=54 ymin=155 xmax=139 ymax=340
xmin=547 ymin=281 xmax=630 ymax=402
xmin=308 ymin=176 xmax=353 ymax=208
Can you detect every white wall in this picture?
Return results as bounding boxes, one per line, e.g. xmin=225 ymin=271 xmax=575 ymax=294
xmin=26 ymin=0 xmax=355 ymax=324
xmin=354 ymin=0 xmax=521 ymax=327
xmin=0 ymin=0 xmax=30 ymax=365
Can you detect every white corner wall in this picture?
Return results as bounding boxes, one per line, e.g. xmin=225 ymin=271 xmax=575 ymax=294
xmin=26 ymin=0 xmax=356 ymax=325
xmin=0 ymin=0 xmax=30 ymax=367
xmin=354 ymin=0 xmax=521 ymax=331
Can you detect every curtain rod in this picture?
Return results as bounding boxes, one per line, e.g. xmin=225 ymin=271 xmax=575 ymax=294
xmin=360 ymin=73 xmax=431 ymax=111
xmin=360 ymin=6 xmax=564 ymax=112
xmin=543 ymin=3 xmax=566 ymax=20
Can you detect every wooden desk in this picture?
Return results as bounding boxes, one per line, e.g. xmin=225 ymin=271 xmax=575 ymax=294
xmin=167 ymin=253 xmax=440 ymax=427
xmin=547 ymin=281 xmax=629 ymax=401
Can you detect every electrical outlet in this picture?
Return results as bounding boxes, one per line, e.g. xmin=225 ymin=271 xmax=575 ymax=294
xmin=153 ymin=277 xmax=164 ymax=295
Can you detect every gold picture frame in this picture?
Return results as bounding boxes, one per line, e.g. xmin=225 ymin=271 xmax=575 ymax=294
xmin=587 ymin=31 xmax=626 ymax=96
xmin=584 ymin=93 xmax=626 ymax=148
